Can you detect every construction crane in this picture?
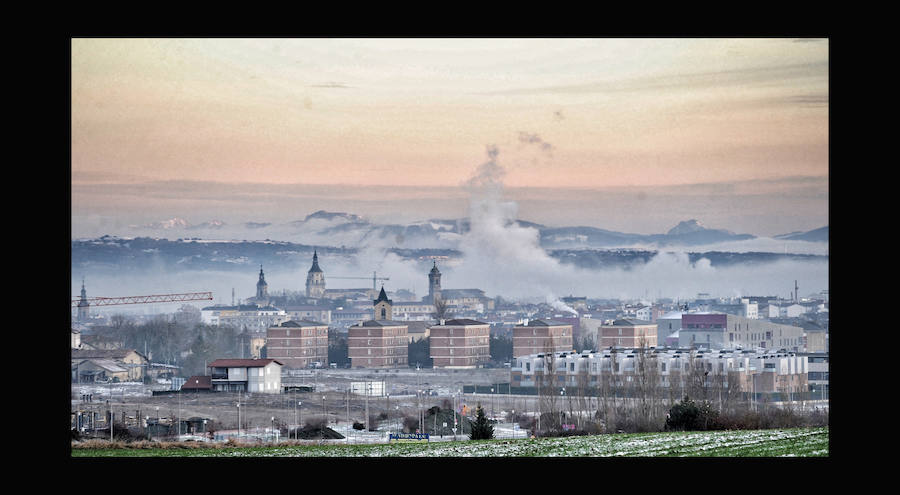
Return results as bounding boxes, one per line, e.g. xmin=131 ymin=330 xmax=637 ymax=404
xmin=72 ymin=291 xmax=213 ymax=307
xmin=329 ymin=271 xmax=389 ymax=291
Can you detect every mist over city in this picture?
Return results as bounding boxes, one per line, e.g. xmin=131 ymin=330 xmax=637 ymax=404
xmin=70 ymin=37 xmax=829 ymax=456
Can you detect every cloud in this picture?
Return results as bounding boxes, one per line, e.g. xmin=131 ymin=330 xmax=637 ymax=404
xmin=480 ymin=61 xmax=829 ymax=96
xmin=517 ymin=132 xmax=554 ymax=154
xmin=308 ymin=82 xmax=353 ymax=89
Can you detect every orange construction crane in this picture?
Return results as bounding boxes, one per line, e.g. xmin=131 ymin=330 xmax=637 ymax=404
xmin=72 ymin=292 xmax=213 ymax=307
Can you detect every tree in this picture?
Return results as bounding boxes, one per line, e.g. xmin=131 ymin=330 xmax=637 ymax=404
xmin=468 ymin=403 xmax=494 ymax=440
xmin=431 ymin=297 xmax=449 ymax=321
xmin=536 ymin=338 xmax=560 ymax=434
xmin=665 ymin=396 xmax=719 ymax=431
xmin=489 ymin=334 xmax=513 ymax=364
xmin=408 ymin=337 xmax=432 ymax=368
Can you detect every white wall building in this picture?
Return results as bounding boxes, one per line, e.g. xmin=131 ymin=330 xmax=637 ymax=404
xmin=511 ymin=347 xmax=810 ymax=396
xmin=208 ymin=358 xmax=283 ymax=394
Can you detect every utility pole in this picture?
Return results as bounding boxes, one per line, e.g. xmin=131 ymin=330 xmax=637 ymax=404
xmin=364 ymin=381 xmax=370 ymax=432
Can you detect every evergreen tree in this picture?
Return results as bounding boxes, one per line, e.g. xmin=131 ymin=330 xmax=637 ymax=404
xmin=469 ymin=403 xmax=494 ymax=440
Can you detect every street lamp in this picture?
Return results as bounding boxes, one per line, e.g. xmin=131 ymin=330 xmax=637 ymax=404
xmin=491 ymin=387 xmax=494 ymax=421
xmin=271 ymin=416 xmax=275 ymax=443
xmin=560 ymin=388 xmax=565 ymax=430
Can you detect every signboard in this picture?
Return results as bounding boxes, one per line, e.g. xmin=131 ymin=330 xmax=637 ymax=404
xmin=389 ymin=433 xmax=430 ymax=443
xmin=350 ymin=381 xmax=385 ymax=397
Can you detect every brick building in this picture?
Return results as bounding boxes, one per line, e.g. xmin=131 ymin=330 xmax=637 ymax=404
xmin=512 ymin=319 xmax=573 ymax=358
xmin=599 ymin=318 xmax=658 ymax=349
xmin=348 ymin=320 xmax=409 ymax=368
xmin=347 ymin=287 xmax=409 ymax=368
xmin=265 ymin=320 xmax=329 ymax=369
xmin=429 ymin=318 xmax=491 ymax=368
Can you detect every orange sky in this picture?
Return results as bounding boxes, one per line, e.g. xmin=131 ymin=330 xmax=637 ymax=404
xmin=71 ymin=38 xmax=828 ymax=190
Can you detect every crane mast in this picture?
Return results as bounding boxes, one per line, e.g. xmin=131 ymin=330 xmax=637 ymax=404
xmin=72 ymin=292 xmax=213 ymax=307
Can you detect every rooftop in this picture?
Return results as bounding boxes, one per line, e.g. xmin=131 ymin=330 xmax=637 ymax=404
xmin=208 ymin=358 xmax=283 ymax=368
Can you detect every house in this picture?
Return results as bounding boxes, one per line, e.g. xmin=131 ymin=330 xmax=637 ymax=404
xmin=73 ymin=359 xmax=128 ymax=383
xmin=181 ymin=375 xmax=212 ymax=392
xmin=71 ymin=348 xmax=149 ymax=382
xmin=207 ymin=358 xmax=283 ymax=393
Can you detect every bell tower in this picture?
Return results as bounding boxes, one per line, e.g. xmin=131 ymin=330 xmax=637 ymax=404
xmin=306 ymin=250 xmax=326 ymax=298
xmin=77 ymin=278 xmax=90 ymax=322
xmin=428 ymin=261 xmax=442 ymax=304
xmin=374 ymin=286 xmax=393 ymax=321
xmin=256 ymin=265 xmax=268 ymax=302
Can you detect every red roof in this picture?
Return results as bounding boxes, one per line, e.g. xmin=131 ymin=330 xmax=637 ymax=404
xmin=207 ymin=358 xmax=283 ymax=368
xmin=182 ymin=375 xmax=212 ymax=390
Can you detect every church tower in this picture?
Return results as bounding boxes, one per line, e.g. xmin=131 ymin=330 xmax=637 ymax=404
xmin=77 ymin=278 xmax=90 ymax=322
xmin=428 ymin=261 xmax=442 ymax=304
xmin=256 ymin=265 xmax=268 ymax=302
xmin=374 ymin=286 xmax=393 ymax=321
xmin=306 ymin=250 xmax=326 ymax=298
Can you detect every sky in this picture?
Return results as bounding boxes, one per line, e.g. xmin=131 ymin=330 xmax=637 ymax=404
xmin=71 ymin=37 xmax=828 ymax=238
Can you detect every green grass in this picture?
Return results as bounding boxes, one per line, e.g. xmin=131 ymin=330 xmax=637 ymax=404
xmin=71 ymin=427 xmax=827 ymax=457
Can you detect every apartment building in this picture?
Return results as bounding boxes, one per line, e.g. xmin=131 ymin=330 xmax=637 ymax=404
xmin=200 ymin=304 xmax=289 ymax=332
xmin=512 ymin=319 xmax=573 ymax=358
xmin=511 ymin=347 xmax=809 ymax=396
xmin=265 ymin=320 xmax=329 ymax=369
xmin=429 ymin=318 xmax=491 ymax=368
xmin=347 ymin=320 xmax=409 ymax=368
xmin=679 ymin=312 xmax=806 ymax=352
xmin=598 ymin=318 xmax=658 ymax=349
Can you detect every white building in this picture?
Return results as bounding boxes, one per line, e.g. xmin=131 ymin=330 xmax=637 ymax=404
xmin=655 ymin=311 xmax=684 ymax=343
xmin=511 ymin=347 xmax=809 ymax=396
xmin=207 ymin=358 xmax=283 ymax=394
xmin=200 ymin=304 xmax=288 ymax=331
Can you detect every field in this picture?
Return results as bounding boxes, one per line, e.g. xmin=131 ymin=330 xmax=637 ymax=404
xmin=71 ymin=426 xmax=827 ymax=457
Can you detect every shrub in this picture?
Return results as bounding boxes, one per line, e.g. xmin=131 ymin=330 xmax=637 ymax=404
xmin=665 ymin=396 xmax=719 ymax=431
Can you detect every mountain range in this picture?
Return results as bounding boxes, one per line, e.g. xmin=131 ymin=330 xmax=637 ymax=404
xmin=121 ymin=210 xmax=827 ymax=250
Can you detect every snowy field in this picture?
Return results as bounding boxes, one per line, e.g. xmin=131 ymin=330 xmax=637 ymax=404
xmin=72 ymin=426 xmax=827 ymax=457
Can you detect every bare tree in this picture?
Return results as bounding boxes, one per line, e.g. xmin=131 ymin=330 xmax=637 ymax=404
xmin=634 ymin=338 xmax=662 ymax=430
xmin=536 ymin=338 xmax=559 ymax=434
xmin=431 ymin=297 xmax=449 ymax=321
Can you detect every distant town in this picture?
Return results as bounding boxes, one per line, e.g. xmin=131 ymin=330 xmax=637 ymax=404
xmin=71 ymin=249 xmax=828 ymax=443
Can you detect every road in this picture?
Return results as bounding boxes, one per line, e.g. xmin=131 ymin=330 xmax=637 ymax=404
xmin=71 ymin=367 xmax=523 ymax=437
